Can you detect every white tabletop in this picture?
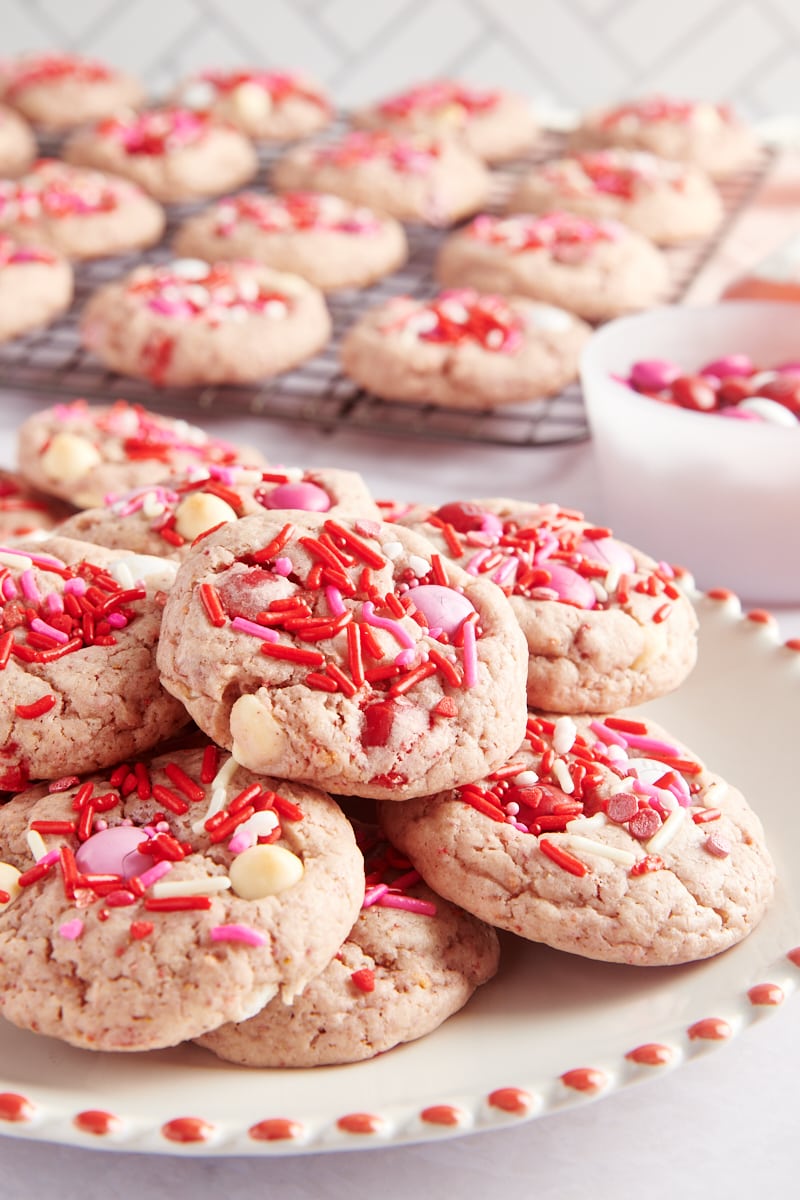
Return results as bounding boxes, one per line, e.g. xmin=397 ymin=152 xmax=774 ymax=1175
xmin=1 ymin=396 xmax=797 ymax=1200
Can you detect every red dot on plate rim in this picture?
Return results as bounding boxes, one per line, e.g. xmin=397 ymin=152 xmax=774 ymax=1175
xmin=748 ymin=982 xmax=785 ymax=1006
xmin=337 ymin=1112 xmax=383 ymax=1135
xmin=74 ymin=1109 xmax=120 ymax=1136
xmin=161 ymin=1116 xmax=215 ymax=1144
xmin=625 ymin=1042 xmax=675 ymax=1067
xmin=488 ymin=1087 xmax=532 ymax=1115
xmin=687 ymin=1017 xmax=732 ymax=1041
xmin=248 ymin=1118 xmax=303 ymax=1142
xmin=0 ymin=1092 xmax=35 ymax=1123
xmin=560 ymin=1067 xmax=607 ymax=1093
xmin=420 ymin=1104 xmax=463 ymax=1127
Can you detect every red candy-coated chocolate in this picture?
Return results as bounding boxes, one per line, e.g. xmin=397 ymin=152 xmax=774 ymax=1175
xmin=670 ymin=375 xmax=718 ymax=412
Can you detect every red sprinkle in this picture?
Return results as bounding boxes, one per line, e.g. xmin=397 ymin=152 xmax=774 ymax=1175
xmin=15 ymin=694 xmax=56 ymax=719
xmin=198 ymin=582 xmax=226 ymax=627
xmin=350 ymin=968 xmax=375 ymax=993
xmin=130 ymin=921 xmax=154 ymax=939
xmin=539 ymin=838 xmax=588 ymax=877
xmin=201 ymin=744 xmax=220 ymax=783
xmin=144 ymin=896 xmax=212 ymax=912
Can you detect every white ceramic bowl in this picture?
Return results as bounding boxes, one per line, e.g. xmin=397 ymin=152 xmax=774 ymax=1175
xmin=580 ymin=301 xmax=800 ymax=604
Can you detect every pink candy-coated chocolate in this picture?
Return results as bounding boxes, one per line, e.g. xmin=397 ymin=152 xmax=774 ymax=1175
xmin=577 ymin=536 xmax=635 ymax=572
xmin=699 ymin=354 xmax=754 ymax=379
xmin=74 ymin=826 xmax=154 ymax=880
xmin=541 ymin=563 xmax=597 ymax=609
xmin=261 ymin=481 xmax=332 ymax=512
xmin=629 ymin=359 xmax=681 ymax=392
xmin=409 ymin=584 xmax=477 ymax=635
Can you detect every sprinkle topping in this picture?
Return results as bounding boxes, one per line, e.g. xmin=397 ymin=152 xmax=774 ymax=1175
xmin=380 ymin=289 xmax=524 ymax=352
xmin=95 ymin=108 xmax=215 ymax=155
xmin=312 ymin=131 xmax=442 ymax=174
xmin=211 ymin=191 xmax=382 ymax=237
xmin=201 ymin=68 xmax=329 ymax=111
xmin=467 ymin=211 xmax=623 ymax=256
xmin=599 ymin=96 xmax=732 ymax=129
xmin=377 ymin=80 xmax=500 ymax=119
xmin=544 ymin=150 xmax=687 ymax=198
xmin=126 ymin=262 xmax=296 ymax=322
xmin=0 ymin=234 xmax=56 ymax=266
xmin=0 ymin=159 xmax=143 ymax=221
xmin=3 ymin=53 xmax=113 ymax=97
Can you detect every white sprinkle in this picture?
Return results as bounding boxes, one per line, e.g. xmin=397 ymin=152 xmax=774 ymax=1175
xmin=646 ymin=805 xmax=686 ymax=854
xmin=566 ymin=812 xmax=607 ymax=833
xmin=26 ymin=829 xmax=49 ymax=862
xmin=408 ymin=554 xmax=431 ymax=578
xmin=171 ymin=258 xmax=210 ymax=280
xmin=108 ymin=554 xmax=178 ymax=592
xmin=382 ymin=540 xmax=404 ymax=560
xmin=607 ymin=775 xmax=635 ymax=795
xmin=591 ymin=581 xmax=609 ymax=604
xmin=141 ymin=492 xmax=166 ymax=519
xmin=0 ymin=551 xmax=32 ymax=569
xmin=150 ymin=876 xmax=231 ymax=899
xmin=565 ymin=835 xmax=636 ymax=867
xmin=237 ymin=809 xmax=279 ymax=840
xmin=604 ymin=564 xmax=621 ymax=593
xmin=552 ymin=758 xmax=574 ymax=793
xmin=191 ymin=784 xmax=229 ymax=835
xmin=553 ymin=715 xmax=577 ymax=756
xmin=515 ymin=770 xmax=539 ymax=786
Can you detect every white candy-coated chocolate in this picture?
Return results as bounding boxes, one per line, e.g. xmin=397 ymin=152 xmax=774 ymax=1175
xmin=0 ymin=863 xmax=22 ymax=911
xmin=230 ymin=693 xmax=287 ymax=771
xmin=40 ymin=431 xmax=102 ymax=485
xmin=232 ymin=80 xmax=272 ymax=122
xmin=174 ymin=492 xmax=238 ymax=541
xmin=229 ymin=843 xmax=304 ymax=899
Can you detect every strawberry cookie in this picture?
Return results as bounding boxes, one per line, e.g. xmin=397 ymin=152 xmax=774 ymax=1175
xmin=174 ymin=191 xmax=408 ymax=292
xmin=272 ymin=130 xmax=492 ymax=226
xmin=0 ymin=52 xmax=144 ymax=131
xmin=156 ymin=511 xmax=529 ymax=800
xmin=382 ymin=712 xmax=776 ymax=966
xmin=570 ymin=96 xmax=758 ymax=180
xmin=0 ymin=470 xmax=72 ymax=539
xmin=80 ymin=258 xmax=331 ymax=387
xmin=0 ymin=234 xmax=73 ymax=342
xmin=0 ymin=745 xmax=364 ymax=1050
xmin=0 ymin=104 xmax=35 ymax=176
xmin=353 ymin=79 xmax=538 ymax=164
xmin=340 ymin=288 xmax=590 ymax=409
xmin=396 ymin=499 xmax=697 ymax=711
xmin=0 ymin=159 xmax=165 ymax=261
xmin=17 ymin=399 xmax=265 ymax=510
xmin=0 ymin=536 xmax=188 ymax=791
xmin=175 ymin=68 xmax=332 ymax=141
xmin=56 ymin=466 xmax=380 ymax=560
xmin=63 ymin=108 xmax=258 ymax=204
xmin=507 ymin=149 xmax=722 ymax=245
xmin=436 ymin=212 xmax=669 ymax=322
xmin=197 ymin=827 xmax=500 ymax=1066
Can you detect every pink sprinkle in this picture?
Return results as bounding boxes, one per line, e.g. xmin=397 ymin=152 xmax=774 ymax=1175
xmin=106 ymin=612 xmax=128 ymax=628
xmin=377 ymin=894 xmax=437 ymax=916
xmin=0 ymin=546 xmax=66 ymax=570
xmin=461 ymin=618 xmax=478 ymax=688
xmin=227 ymin=831 xmax=254 ymax=854
xmin=231 ymin=616 xmax=279 ymax=643
xmin=273 ymin=556 xmax=292 ymax=576
xmin=361 ymin=600 xmax=415 ymax=649
xmin=38 ymin=848 xmax=61 ymax=868
xmin=390 ymin=869 xmax=421 ymax=889
xmin=394 ymin=647 xmax=417 ymax=667
xmin=590 ymin=719 xmax=627 ymax=747
xmin=210 ymin=923 xmax=268 ymax=947
xmin=59 ymin=918 xmax=84 ymax=940
xmin=363 ymin=883 xmax=389 ymax=907
xmin=2 ymin=575 xmax=17 ymax=599
xmin=19 ymin=569 xmax=41 ymax=603
xmin=465 ymin=549 xmax=491 ymax=575
xmin=622 ymin=732 xmax=682 ymax=756
xmin=492 ymin=558 xmax=517 ymax=586
xmin=208 ymin=464 xmax=236 ymax=485
xmin=705 ymin=834 xmax=731 ymax=858
xmin=64 ymin=577 xmax=87 ymax=595
xmin=30 ymin=617 xmax=69 ymax=644
xmin=137 ymin=860 xmax=173 ymax=888
xmin=325 ymin=585 xmax=345 ymax=616
xmin=45 ymin=591 xmax=64 ymax=615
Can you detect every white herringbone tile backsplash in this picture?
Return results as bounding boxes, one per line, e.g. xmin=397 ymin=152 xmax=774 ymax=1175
xmin=2 ymin=0 xmax=800 ymax=116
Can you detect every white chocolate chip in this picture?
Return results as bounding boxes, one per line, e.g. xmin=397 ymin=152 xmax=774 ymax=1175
xmin=0 ymin=863 xmax=21 ymax=911
xmin=174 ymin=492 xmax=238 ymax=541
xmin=382 ymin=540 xmax=404 ymax=560
xmin=230 ymin=843 xmax=304 ymax=899
xmin=181 ymin=80 xmax=216 ymax=109
xmin=232 ymin=80 xmax=272 ymax=122
xmin=230 ymin=694 xmax=287 ymax=772
xmin=40 ymin=432 xmax=101 ymax=484
xmin=108 ymin=554 xmax=178 ymax=592
xmin=171 ymin=258 xmax=211 ymax=280
xmin=408 ymin=554 xmax=431 ymax=578
xmin=521 ymin=302 xmax=574 ymax=332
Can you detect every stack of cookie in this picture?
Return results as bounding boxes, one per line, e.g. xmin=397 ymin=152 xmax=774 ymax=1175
xmin=0 ymin=399 xmax=776 ymax=1067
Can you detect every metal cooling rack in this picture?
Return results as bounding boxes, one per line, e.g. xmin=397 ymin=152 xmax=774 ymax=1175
xmin=0 ymin=135 xmax=774 ymax=448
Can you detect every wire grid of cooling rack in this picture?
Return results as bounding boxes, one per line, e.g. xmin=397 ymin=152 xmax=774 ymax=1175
xmin=0 ymin=135 xmax=774 ymax=448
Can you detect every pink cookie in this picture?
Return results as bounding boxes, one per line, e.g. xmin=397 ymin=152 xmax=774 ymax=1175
xmin=0 ymin=52 xmax=144 ymax=131
xmin=0 ymin=234 xmax=73 ymax=342
xmin=174 ymin=68 xmax=332 ymax=141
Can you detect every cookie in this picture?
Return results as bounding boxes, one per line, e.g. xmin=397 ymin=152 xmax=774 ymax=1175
xmin=0 ymin=52 xmax=144 ymax=131
xmin=340 ymin=288 xmax=590 ymax=409
xmin=63 ymin=108 xmax=258 ymax=205
xmin=174 ymin=68 xmax=332 ymax=141
xmin=80 ymin=258 xmax=331 ymax=388
xmin=156 ymin=511 xmax=529 ymax=800
xmin=0 ymin=234 xmax=73 ymax=342
xmin=436 ymin=211 xmax=669 ymax=322
xmin=173 ymin=191 xmax=408 ymax=292
xmin=197 ymin=827 xmax=500 ymax=1066
xmin=353 ymin=79 xmax=538 ymax=164
xmin=0 ymin=536 xmax=189 ymax=791
xmin=272 ymin=130 xmax=492 ymax=227
xmin=507 ymin=150 xmax=723 ymax=245
xmin=17 ymin=399 xmax=266 ymax=510
xmin=0 ymin=104 xmax=35 ymax=177
xmin=396 ymin=499 xmax=698 ymax=712
xmin=381 ymin=711 xmax=776 ymax=966
xmin=569 ymin=97 xmax=759 ymax=180
xmin=0 ymin=470 xmax=73 ymax=539
xmin=0 ymin=159 xmax=165 ymax=261
xmin=56 ymin=465 xmax=381 ymax=560
xmin=0 ymin=744 xmax=364 ymax=1050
